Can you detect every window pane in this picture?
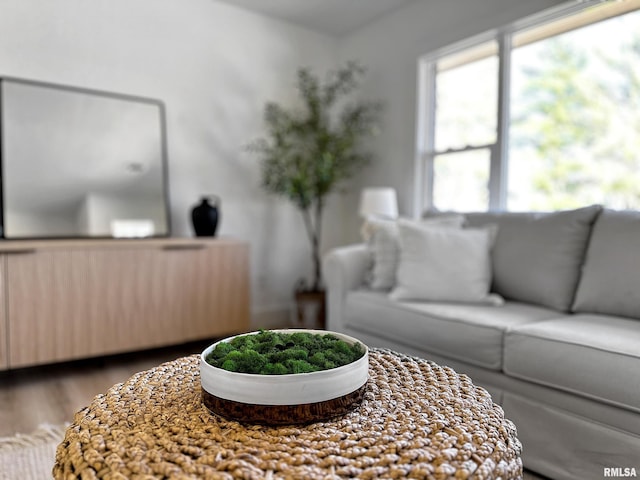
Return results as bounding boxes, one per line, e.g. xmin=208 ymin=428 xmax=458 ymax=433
xmin=435 ymin=41 xmax=498 ymax=151
xmin=509 ymin=9 xmax=640 ymax=210
xmin=433 ymin=149 xmax=490 ymax=211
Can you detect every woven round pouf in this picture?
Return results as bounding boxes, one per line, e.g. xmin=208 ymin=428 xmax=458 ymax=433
xmin=54 ymin=349 xmax=523 ymax=479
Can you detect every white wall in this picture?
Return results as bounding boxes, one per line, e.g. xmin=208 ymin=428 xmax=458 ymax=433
xmin=0 ymin=0 xmax=572 ymax=326
xmin=0 ymin=0 xmax=337 ymax=327
xmin=335 ymin=0 xmax=568 ymax=244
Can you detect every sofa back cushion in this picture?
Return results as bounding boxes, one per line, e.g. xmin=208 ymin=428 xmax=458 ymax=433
xmin=389 ymin=219 xmax=501 ymax=304
xmin=572 ymin=209 xmax=640 ymax=318
xmin=463 ymin=205 xmax=602 ymax=311
xmin=365 ymin=215 xmax=465 ymax=290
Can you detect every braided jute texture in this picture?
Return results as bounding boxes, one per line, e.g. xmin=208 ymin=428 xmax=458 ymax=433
xmin=54 ymin=349 xmax=523 ymax=480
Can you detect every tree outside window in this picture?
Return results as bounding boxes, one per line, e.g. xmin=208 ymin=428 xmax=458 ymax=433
xmin=509 ymin=8 xmax=640 ymax=210
xmin=422 ymin=2 xmax=640 ymax=212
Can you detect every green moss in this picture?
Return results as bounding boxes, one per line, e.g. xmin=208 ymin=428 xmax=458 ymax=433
xmin=285 ymin=359 xmax=316 ymax=374
xmin=209 ymin=342 xmax=234 ymax=360
xmin=205 ymin=330 xmax=365 ymax=375
xmin=221 ymin=359 xmax=237 ymax=372
xmin=260 ymin=362 xmax=288 ymax=375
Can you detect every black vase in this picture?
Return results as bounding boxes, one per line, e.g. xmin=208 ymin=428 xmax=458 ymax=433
xmin=191 ymin=196 xmax=220 ymax=237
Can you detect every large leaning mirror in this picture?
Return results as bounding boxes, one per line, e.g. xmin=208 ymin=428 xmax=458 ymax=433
xmin=0 ymin=77 xmax=170 ymax=239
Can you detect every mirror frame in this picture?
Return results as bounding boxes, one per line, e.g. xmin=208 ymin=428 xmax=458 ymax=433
xmin=0 ymin=76 xmax=171 ymax=239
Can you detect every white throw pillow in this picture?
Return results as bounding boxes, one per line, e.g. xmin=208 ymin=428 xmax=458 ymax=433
xmin=365 ymin=215 xmax=464 ymax=290
xmin=389 ymin=220 xmax=503 ymax=305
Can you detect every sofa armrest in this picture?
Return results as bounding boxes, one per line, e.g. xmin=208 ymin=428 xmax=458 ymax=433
xmin=323 ymin=244 xmax=370 ymax=333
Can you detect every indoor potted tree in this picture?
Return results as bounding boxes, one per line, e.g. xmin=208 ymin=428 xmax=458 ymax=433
xmin=250 ymin=61 xmax=382 ymax=328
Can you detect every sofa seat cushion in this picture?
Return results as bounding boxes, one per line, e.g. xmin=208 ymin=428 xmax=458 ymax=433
xmin=504 ymin=314 xmax=640 ymax=413
xmin=344 ymin=290 xmax=562 ymax=370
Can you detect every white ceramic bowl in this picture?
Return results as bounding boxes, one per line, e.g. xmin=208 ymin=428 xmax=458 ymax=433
xmin=200 ymin=329 xmax=369 ymax=424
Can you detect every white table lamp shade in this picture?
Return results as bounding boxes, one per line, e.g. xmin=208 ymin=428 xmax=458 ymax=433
xmin=358 ymin=188 xmax=398 ymax=219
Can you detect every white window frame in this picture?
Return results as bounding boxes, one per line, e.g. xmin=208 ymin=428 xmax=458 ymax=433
xmin=415 ymin=0 xmax=636 ymax=214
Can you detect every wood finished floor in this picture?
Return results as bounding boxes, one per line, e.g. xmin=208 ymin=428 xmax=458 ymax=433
xmin=0 ymin=340 xmax=212 ymax=438
xmin=0 ymin=341 xmax=550 ymax=479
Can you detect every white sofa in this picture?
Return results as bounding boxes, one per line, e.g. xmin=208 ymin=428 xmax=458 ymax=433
xmin=324 ymin=205 xmax=640 ymax=480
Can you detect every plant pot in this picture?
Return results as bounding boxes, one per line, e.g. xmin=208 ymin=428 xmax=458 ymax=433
xmin=294 ymin=289 xmax=326 ymax=329
xmin=200 ymin=329 xmax=369 ymax=425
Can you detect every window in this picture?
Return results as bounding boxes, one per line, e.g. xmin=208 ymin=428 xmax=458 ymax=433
xmin=419 ymin=0 xmax=640 ymax=212
xmin=429 ymin=41 xmax=498 ymax=211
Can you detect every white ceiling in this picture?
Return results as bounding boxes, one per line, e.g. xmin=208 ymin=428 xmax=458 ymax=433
xmin=216 ymin=0 xmax=417 ymax=36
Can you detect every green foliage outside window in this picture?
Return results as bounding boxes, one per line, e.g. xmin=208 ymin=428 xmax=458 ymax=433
xmin=510 ymin=10 xmax=640 ymax=210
